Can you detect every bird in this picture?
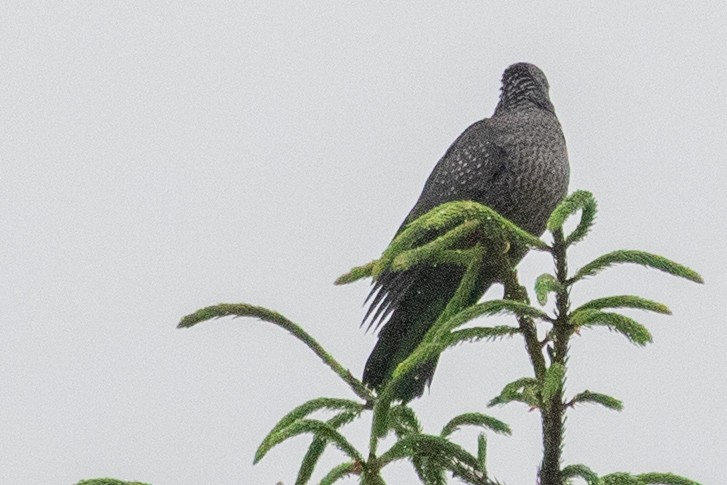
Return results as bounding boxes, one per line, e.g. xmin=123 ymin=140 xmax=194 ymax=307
xmin=362 ymin=62 xmax=570 ymax=402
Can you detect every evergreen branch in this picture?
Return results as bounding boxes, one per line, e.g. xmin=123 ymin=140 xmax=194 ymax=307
xmin=477 ymin=433 xmax=487 ymax=474
xmin=77 ymin=480 xmax=150 ymax=485
xmin=178 ymin=304 xmax=374 ymax=402
xmin=542 ymin=363 xmax=565 ymax=409
xmin=434 ymin=244 xmax=487 ymax=325
xmin=390 ymin=220 xmax=481 ymax=271
xmin=394 ymin=247 xmax=484 ymax=273
xmin=571 ymin=310 xmax=653 ymax=346
xmin=546 ymin=190 xmax=597 ymax=246
xmin=334 ymin=261 xmax=375 ymax=285
xmin=370 ymin=384 xmax=394 ymax=452
xmin=431 ymin=299 xmax=549 ymax=341
xmin=359 ymin=468 xmax=387 ymax=485
xmin=318 ymin=462 xmax=358 ymax=485
xmin=368 ymin=241 xmax=488 ymax=447
xmin=571 ymin=296 xmax=671 ymax=316
xmin=379 ymin=327 xmax=520 ymax=413
xmin=391 ymin=326 xmax=520 ymax=388
xmin=295 ymin=409 xmax=362 ymax=485
xmin=539 ymin=228 xmax=569 ymax=485
xmin=571 ymin=250 xmax=704 ymax=284
xmin=599 ymin=472 xmax=642 ymax=484
xmin=388 ymin=342 xmax=444 ymax=390
xmin=388 ymin=404 xmax=422 ymax=437
xmin=403 ymin=200 xmax=547 ymax=250
xmin=635 ymin=472 xmax=702 ymax=485
xmin=444 ymin=326 xmax=522 ymax=346
xmin=596 ymin=472 xmax=700 ymax=485
xmin=440 ymin=412 xmax=511 ymax=437
xmin=382 ymin=244 xmax=528 ymax=416
xmin=253 ymin=419 xmax=362 ymax=464
xmin=567 ymin=391 xmax=623 ymax=411
xmin=263 ymin=398 xmax=364 ymax=444
xmin=371 ymin=201 xmax=546 ymax=280
xmin=488 ymin=377 xmax=540 ymax=408
xmin=379 ymin=434 xmax=496 ymax=484
xmin=412 ymin=454 xmax=446 ymax=485
xmin=449 ymin=460 xmax=499 ymax=485
xmin=376 ymin=434 xmax=435 ymax=467
xmin=502 ymin=270 xmax=548 ymax=381
xmin=340 ymin=200 xmax=547 ymax=288
xmin=535 ymin=273 xmax=562 ymax=306
xmin=561 ymin=464 xmax=599 ymax=485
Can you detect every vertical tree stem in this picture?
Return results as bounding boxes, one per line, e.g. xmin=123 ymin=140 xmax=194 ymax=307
xmin=539 ymin=229 xmax=570 ymax=485
xmin=503 ymin=270 xmax=546 ymax=381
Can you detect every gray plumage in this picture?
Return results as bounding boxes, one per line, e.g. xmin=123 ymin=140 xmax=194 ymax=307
xmin=362 ymin=63 xmax=570 ymax=402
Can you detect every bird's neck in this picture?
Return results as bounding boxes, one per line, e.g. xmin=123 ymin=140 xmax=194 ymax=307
xmin=494 ymin=94 xmax=555 ymax=116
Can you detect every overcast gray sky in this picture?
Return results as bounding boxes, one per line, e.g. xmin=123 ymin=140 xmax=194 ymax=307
xmin=2 ymin=2 xmax=726 ymax=484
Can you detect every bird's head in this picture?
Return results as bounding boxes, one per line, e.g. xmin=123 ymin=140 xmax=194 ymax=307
xmin=495 ymin=62 xmax=555 ymax=114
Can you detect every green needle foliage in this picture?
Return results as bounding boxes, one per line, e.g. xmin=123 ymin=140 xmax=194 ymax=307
xmin=597 ymin=472 xmax=701 ymax=485
xmin=296 ymin=409 xmax=363 ymax=485
xmin=77 ymin=480 xmax=151 ymax=485
xmin=570 ymin=309 xmax=653 ymax=346
xmin=488 ymin=377 xmax=540 ymax=408
xmin=175 ymin=190 xmax=702 ymax=485
xmin=547 ymin=189 xmax=597 ymax=246
xmin=571 ymin=250 xmax=704 ymax=284
xmin=562 ymin=464 xmax=600 ymax=485
xmin=255 ymin=397 xmax=365 ymax=465
xmin=254 ymin=418 xmax=363 ymax=465
xmin=571 ymin=295 xmax=671 ymax=315
xmin=319 ymin=462 xmax=359 ymax=485
xmin=567 ymin=391 xmax=623 ymax=411
xmin=542 ymin=363 xmax=566 ymax=408
xmin=261 ymin=397 xmax=364 ymax=442
xmin=535 ymin=273 xmax=562 ymax=305
xmin=440 ymin=412 xmax=511 ymax=438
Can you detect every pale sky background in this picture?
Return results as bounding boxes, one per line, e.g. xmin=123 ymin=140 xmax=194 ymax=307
xmin=2 ymin=2 xmax=726 ymax=484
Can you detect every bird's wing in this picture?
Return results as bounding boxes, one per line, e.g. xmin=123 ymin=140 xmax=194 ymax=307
xmin=364 ymin=118 xmax=506 ymax=331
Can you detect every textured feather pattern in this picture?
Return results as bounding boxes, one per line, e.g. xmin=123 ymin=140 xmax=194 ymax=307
xmin=362 ymin=63 xmax=570 ymax=402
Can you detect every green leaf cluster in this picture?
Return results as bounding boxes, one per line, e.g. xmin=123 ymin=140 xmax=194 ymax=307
xmin=173 ymin=190 xmax=703 ymax=485
xmin=77 ymin=480 xmax=151 ymax=485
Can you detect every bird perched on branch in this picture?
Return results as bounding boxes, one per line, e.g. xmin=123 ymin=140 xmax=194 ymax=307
xmin=362 ymin=62 xmax=570 ymax=402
